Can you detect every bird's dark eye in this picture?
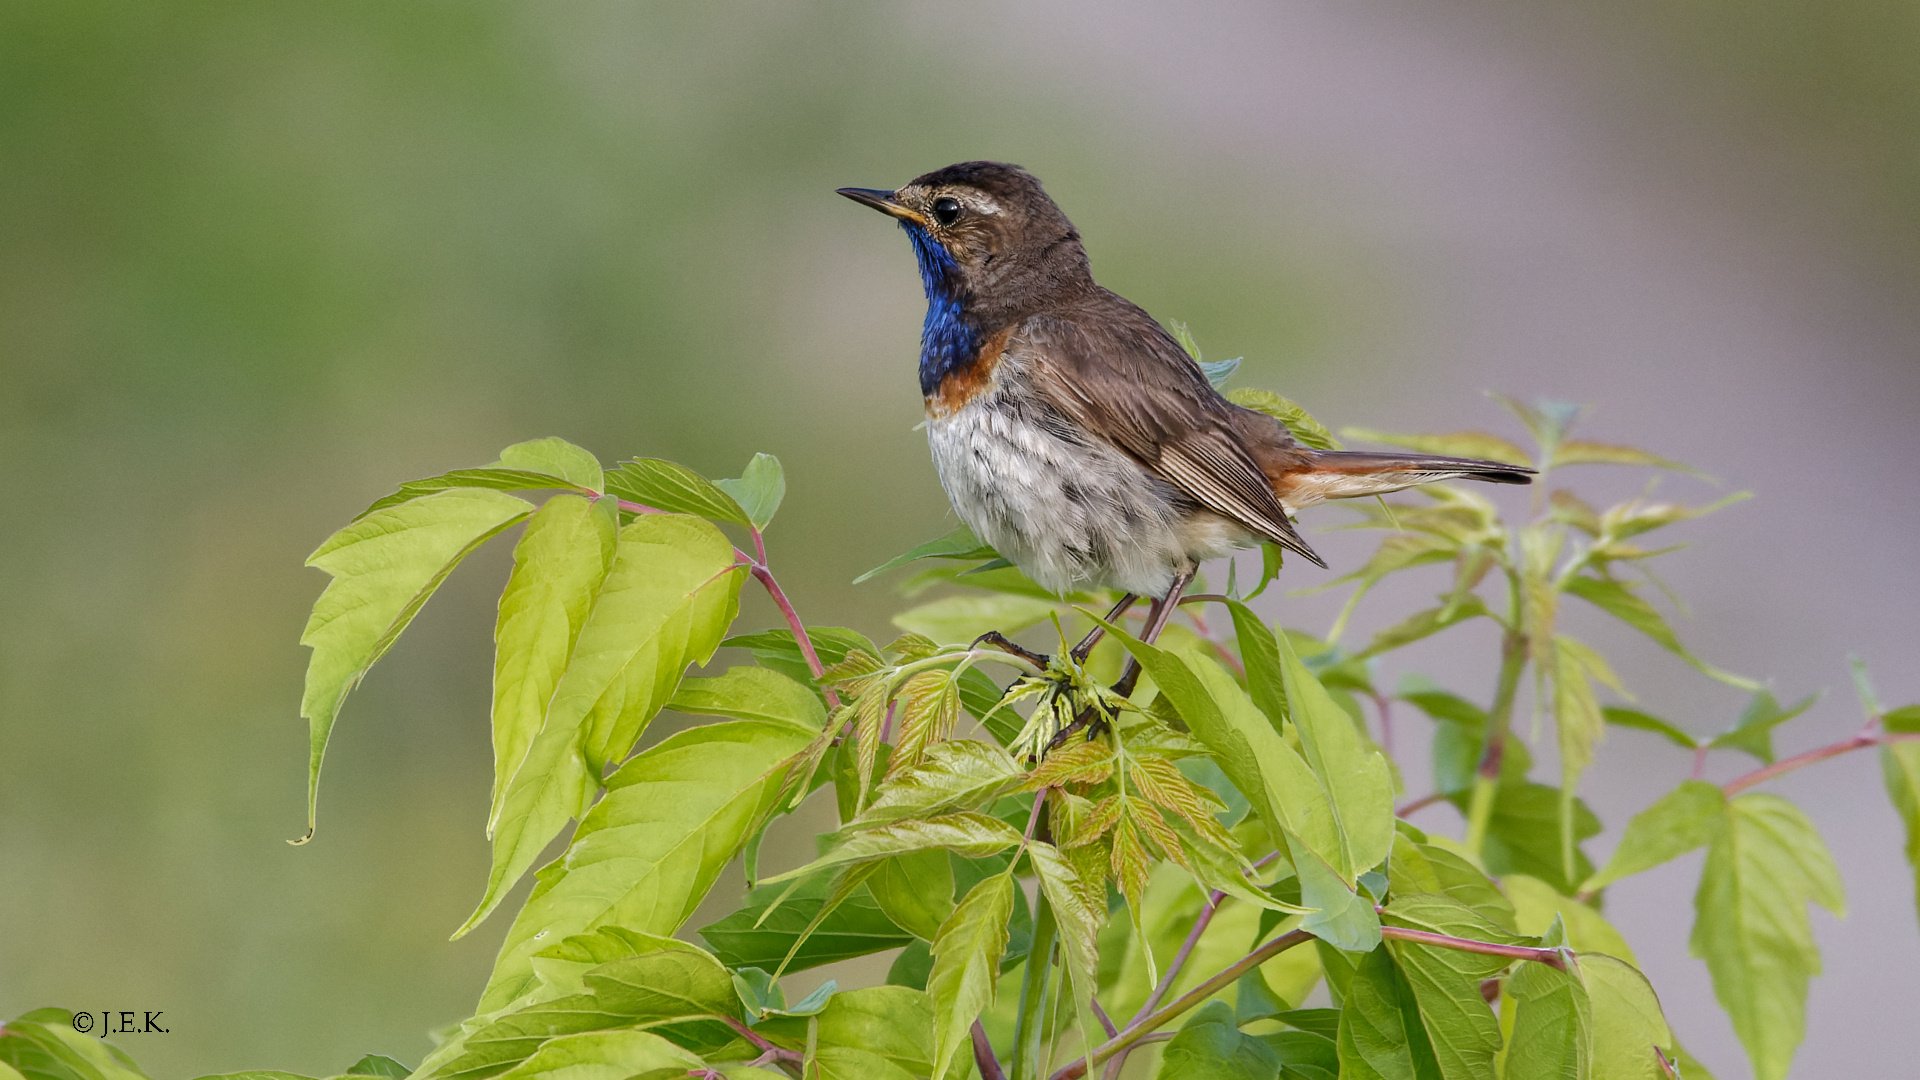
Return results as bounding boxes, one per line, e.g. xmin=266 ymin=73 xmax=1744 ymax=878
xmin=931 ymin=196 xmax=963 ymax=226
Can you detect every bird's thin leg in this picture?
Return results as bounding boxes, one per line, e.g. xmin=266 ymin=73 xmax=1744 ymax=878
xmin=971 ymin=630 xmax=1051 ymax=670
xmin=1068 ymin=593 xmax=1137 ymax=664
xmin=1111 ymin=566 xmax=1196 ymax=699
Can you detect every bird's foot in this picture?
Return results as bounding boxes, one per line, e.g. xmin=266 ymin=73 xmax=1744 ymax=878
xmin=971 ymin=631 xmax=1051 ymax=670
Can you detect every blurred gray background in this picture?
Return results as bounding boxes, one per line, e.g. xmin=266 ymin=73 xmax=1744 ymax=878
xmin=3 ymin=1 xmax=1916 ymax=1076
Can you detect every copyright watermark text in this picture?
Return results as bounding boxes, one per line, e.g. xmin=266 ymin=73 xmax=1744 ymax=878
xmin=70 ymin=1011 xmax=168 ymax=1036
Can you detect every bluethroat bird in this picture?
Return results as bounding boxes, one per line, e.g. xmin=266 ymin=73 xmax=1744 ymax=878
xmin=840 ymin=161 xmax=1532 ymax=674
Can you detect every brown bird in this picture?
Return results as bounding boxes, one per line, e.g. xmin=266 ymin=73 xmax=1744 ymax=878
xmin=839 ymin=161 xmax=1532 ymax=652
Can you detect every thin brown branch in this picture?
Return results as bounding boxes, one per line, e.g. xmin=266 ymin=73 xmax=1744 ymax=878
xmin=1397 ymin=792 xmax=1448 ymax=817
xmin=973 ymin=1019 xmax=1007 ymax=1080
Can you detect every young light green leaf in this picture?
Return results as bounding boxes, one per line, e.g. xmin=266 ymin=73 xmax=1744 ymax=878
xmin=1379 ymin=895 xmax=1521 ymax=1080
xmin=1580 ymin=780 xmax=1725 ymax=893
xmin=1339 ymin=428 xmax=1531 ymax=467
xmin=1503 ymin=876 xmax=1637 ymax=964
xmin=852 ymin=740 xmax=1024 ymax=827
xmin=1705 ymin=690 xmax=1818 ymax=764
xmin=488 ymin=1030 xmax=700 ymax=1080
xmin=343 ymin=1056 xmax=409 ymax=1079
xmin=1452 ymin=781 xmax=1602 ymax=896
xmin=460 ymin=516 xmax=746 ymax=937
xmin=853 ymin=524 xmax=1001 ymax=584
xmin=891 ymin=593 xmax=1058 ymax=644
xmin=1554 ymin=635 xmax=1609 ymax=882
xmin=1601 ymin=707 xmax=1698 ymax=750
xmin=1690 ymin=794 xmax=1845 ymax=1080
xmin=1504 ymin=950 xmax=1590 ymax=1080
xmin=698 ymin=876 xmax=912 ymax=973
xmin=1562 ymin=575 xmax=1755 ymax=690
xmin=714 ymin=453 xmax=785 ymax=530
xmin=487 ymin=495 xmax=618 ymax=834
xmin=1351 ymin=598 xmax=1489 ymax=661
xmin=668 ymin=666 xmax=825 ymax=731
xmin=1337 ymin=947 xmax=1441 ymax=1080
xmin=299 ymin=487 xmax=533 ymax=839
xmin=603 ymin=458 xmax=750 ymax=527
xmin=478 ymin=719 xmax=814 ymax=1012
xmin=1882 ymin=704 xmax=1920 ymax=734
xmin=0 ymin=1009 xmax=151 ymax=1080
xmin=1880 ymin=741 xmax=1920 ymax=930
xmin=496 ymin=437 xmax=605 ymax=494
xmin=1386 ymin=833 xmax=1514 ymax=932
xmin=356 ymin=467 xmax=595 ymax=519
xmin=1230 ymin=388 xmax=1343 ymax=451
xmin=754 ymin=986 xmax=939 ymax=1078
xmin=1296 ymin=842 xmax=1384 ymax=952
xmin=1277 ymin=630 xmax=1396 ymax=882
xmin=1029 ymin=840 xmax=1108 ymax=1062
xmin=1581 ymin=953 xmax=1675 ymax=1080
xmin=928 ymin=873 xmax=1016 ymax=1080
xmin=762 ymin=812 xmax=1025 ymax=883
xmin=867 ymin=849 xmax=955 ymax=941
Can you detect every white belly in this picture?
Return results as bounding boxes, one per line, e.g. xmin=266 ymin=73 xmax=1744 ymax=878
xmin=924 ymin=388 xmax=1250 ymax=598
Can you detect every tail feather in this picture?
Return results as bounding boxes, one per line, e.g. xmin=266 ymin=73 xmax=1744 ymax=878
xmin=1273 ymin=450 xmax=1535 ymax=508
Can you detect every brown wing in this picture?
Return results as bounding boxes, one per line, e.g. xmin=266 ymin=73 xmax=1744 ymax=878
xmin=1018 ymin=295 xmax=1327 ymax=567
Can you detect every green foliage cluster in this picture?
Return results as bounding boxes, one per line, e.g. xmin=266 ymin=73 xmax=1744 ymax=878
xmin=8 ymin=400 xmax=1919 ymax=1080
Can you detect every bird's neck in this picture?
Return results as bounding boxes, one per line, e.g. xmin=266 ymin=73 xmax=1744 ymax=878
xmin=905 ymin=223 xmax=985 ymax=398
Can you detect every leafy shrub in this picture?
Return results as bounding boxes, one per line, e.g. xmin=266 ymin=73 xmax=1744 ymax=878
xmin=8 ymin=394 xmax=1918 ymax=1080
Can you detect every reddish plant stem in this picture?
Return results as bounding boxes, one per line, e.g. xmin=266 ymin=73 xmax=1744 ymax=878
xmin=1089 ymin=998 xmax=1119 ymax=1038
xmin=1106 ymin=890 xmax=1221 ymax=1079
xmin=1378 ymin=924 xmax=1569 ymax=971
xmin=973 ymin=1020 xmax=1008 ymax=1080
xmin=721 ymin=1014 xmax=775 ymax=1052
xmin=1721 ymin=730 xmax=1920 ymax=795
xmin=1397 ymin=792 xmax=1447 ymax=817
xmin=1369 ymin=689 xmax=1396 ymax=757
xmin=1690 ymin=744 xmax=1710 ymax=780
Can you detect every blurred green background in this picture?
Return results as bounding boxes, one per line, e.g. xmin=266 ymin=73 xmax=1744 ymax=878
xmin=5 ymin=2 xmax=1919 ymax=1077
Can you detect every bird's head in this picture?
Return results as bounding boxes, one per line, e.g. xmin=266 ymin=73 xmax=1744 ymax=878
xmin=838 ymin=161 xmax=1091 ymax=322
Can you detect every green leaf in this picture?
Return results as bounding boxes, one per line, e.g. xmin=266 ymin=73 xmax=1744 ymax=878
xmin=487 ymin=495 xmax=619 ymax=839
xmin=699 ymin=876 xmax=913 ymax=973
xmin=1580 ymin=780 xmax=1724 ymax=893
xmin=1882 ymin=741 xmax=1920 ymax=930
xmin=891 ymin=593 xmax=1058 ymax=644
xmin=603 ymin=458 xmax=750 ymax=527
xmin=868 ymin=849 xmax=956 ymax=941
xmin=764 ymin=812 xmax=1025 ymax=883
xmin=852 ymin=740 xmax=1024 ymax=827
xmin=478 ymin=719 xmax=815 ymax=1012
xmin=1296 ymin=846 xmax=1384 ymax=953
xmin=1883 ymin=704 xmax=1920 ymax=734
xmin=928 ymin=873 xmax=1017 ymax=1080
xmin=1503 ymin=876 xmax=1636 ymax=964
xmin=460 ymin=515 xmax=746 ymax=937
xmin=299 ymin=488 xmax=533 ymax=839
xmin=1581 ymin=953 xmax=1675 ymax=1080
xmin=1277 ymin=630 xmax=1395 ymax=882
xmin=713 ymin=453 xmax=785 ymax=530
xmin=757 ymin=987 xmax=938 ymax=1078
xmin=724 ymin=626 xmax=877 ymax=690
xmin=1690 ymin=794 xmax=1844 ymax=1080
xmin=1706 ymin=690 xmax=1818 ymax=764
xmin=1386 ymin=833 xmax=1514 ymax=932
xmin=342 ymin=1057 xmax=408 ymax=1080
xmin=1352 ymin=598 xmax=1489 ymax=661
xmin=0 ymin=1009 xmax=150 ymax=1080
xmin=1224 ymin=599 xmax=1289 ymax=727
xmin=1337 ymin=948 xmax=1442 ymax=1080
xmin=1600 ymin=707 xmax=1698 ymax=750
xmin=486 ymin=1030 xmax=700 ymax=1080
xmin=854 ymin=524 xmax=1000 ymax=584
xmin=1156 ymin=1000 xmax=1283 ymax=1079
xmin=1031 ymin=840 xmax=1109 ymax=1061
xmin=668 ymin=667 xmax=826 ymax=731
xmin=1339 ymin=428 xmax=1531 ymax=467
xmin=356 ymin=468 xmax=594 ymax=519
xmin=1450 ymin=781 xmax=1601 ymax=896
xmin=1562 ymin=575 xmax=1754 ymax=690
xmin=1379 ymin=896 xmax=1520 ymax=1080
xmin=496 ymin=437 xmax=605 ymax=494
xmin=1229 ymin=388 xmax=1343 ymax=451
xmin=1549 ymin=439 xmax=1695 ymax=474
xmin=1504 ymin=949 xmax=1590 ymax=1080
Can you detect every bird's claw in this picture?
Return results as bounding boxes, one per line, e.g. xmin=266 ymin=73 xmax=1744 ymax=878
xmin=971 ymin=631 xmax=1051 ymax=670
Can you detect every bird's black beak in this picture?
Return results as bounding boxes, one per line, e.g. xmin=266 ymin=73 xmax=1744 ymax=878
xmin=837 ymin=187 xmax=926 ymax=226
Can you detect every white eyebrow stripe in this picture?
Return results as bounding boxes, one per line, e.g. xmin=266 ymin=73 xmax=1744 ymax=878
xmin=969 ymin=194 xmax=1001 ymax=214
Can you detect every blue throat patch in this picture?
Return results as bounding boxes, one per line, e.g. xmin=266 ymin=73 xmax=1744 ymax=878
xmin=902 ymin=222 xmax=980 ymax=397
